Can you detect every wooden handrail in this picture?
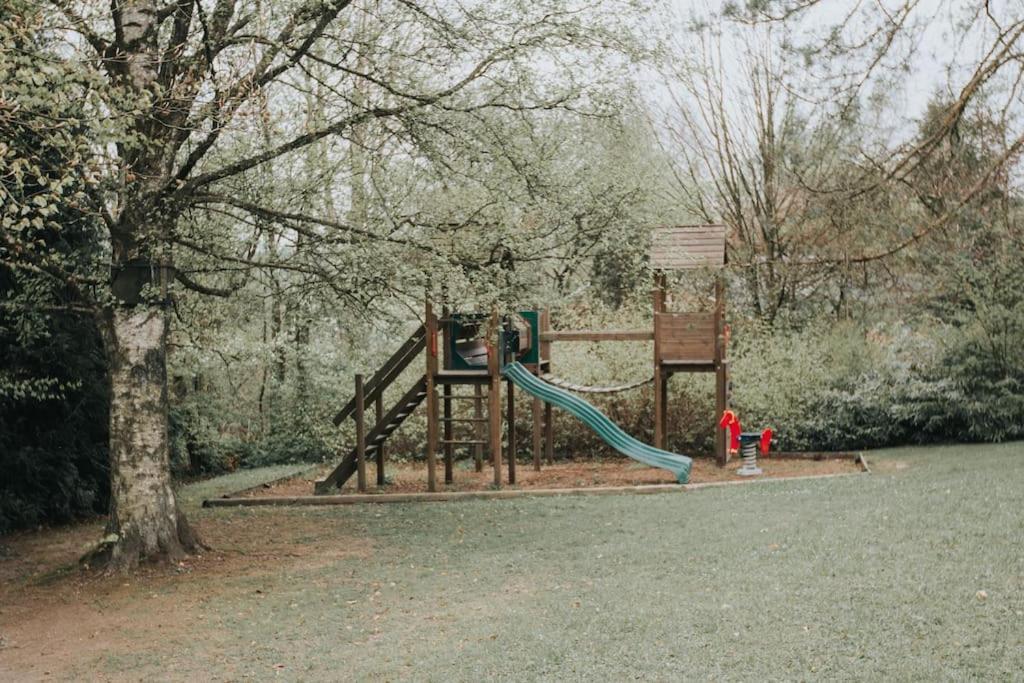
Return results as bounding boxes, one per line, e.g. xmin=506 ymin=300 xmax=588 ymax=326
xmin=332 ymin=324 xmax=426 ymax=426
xmin=318 ymin=375 xmax=429 ymax=491
xmin=540 ymin=329 xmax=653 ymax=342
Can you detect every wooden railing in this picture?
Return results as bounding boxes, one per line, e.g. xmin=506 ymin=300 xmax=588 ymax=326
xmin=332 ymin=324 xmax=426 ymax=427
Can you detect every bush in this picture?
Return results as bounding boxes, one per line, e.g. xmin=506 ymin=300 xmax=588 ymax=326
xmin=729 ymin=318 xmax=1024 ymax=451
xmin=0 ymin=312 xmax=110 ymax=534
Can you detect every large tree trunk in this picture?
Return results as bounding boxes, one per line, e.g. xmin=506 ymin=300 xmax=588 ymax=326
xmin=92 ymin=305 xmax=202 ymax=572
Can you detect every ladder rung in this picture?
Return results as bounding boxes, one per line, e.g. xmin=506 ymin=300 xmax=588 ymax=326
xmin=445 ymin=394 xmax=488 ymax=399
xmin=439 ymin=439 xmax=488 ymax=445
xmin=440 ymin=417 xmax=488 ymax=423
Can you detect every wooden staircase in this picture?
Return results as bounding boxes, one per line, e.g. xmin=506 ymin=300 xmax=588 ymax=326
xmin=315 ymin=376 xmax=427 ymax=493
xmin=331 ymin=325 xmax=427 ymax=427
xmin=316 ymin=325 xmax=428 ymax=493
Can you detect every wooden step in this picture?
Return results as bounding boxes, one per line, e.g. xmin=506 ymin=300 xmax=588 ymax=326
xmin=318 ymin=375 xmax=428 ymax=493
xmin=332 ymin=325 xmax=426 ymax=426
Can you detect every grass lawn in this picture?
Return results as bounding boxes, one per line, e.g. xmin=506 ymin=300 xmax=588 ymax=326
xmin=2 ymin=443 xmax=1022 ymax=680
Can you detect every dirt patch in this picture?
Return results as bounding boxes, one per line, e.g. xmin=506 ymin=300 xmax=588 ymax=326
xmin=0 ymin=512 xmax=371 ymax=680
xmin=240 ymin=455 xmax=863 ymax=498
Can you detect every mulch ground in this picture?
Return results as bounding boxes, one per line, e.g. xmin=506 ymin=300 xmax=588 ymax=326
xmin=239 ymin=455 xmax=863 ymax=498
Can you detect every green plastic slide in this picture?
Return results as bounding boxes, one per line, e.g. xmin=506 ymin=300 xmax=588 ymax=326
xmin=502 ymin=361 xmax=692 ymax=484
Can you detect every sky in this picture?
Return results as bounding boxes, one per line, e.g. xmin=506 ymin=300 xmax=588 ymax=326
xmin=651 ymin=0 xmax=1014 ymax=123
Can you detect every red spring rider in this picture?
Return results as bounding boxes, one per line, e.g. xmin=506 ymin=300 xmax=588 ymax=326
xmin=720 ymin=410 xmax=773 ymax=476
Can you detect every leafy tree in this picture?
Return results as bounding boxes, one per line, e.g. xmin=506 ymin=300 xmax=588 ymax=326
xmin=2 ymin=0 xmax=650 ymax=570
xmin=660 ymin=3 xmax=1024 ymax=325
xmin=0 ymin=0 xmax=113 ymax=534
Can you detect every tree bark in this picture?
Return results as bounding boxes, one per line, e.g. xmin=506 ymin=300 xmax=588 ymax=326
xmin=92 ymin=304 xmax=202 ymax=572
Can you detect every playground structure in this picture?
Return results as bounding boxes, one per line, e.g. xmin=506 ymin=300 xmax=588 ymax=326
xmin=315 ymin=225 xmax=730 ymax=494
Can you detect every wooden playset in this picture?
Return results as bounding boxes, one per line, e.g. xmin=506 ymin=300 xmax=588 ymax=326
xmin=315 ymin=225 xmax=730 ymax=494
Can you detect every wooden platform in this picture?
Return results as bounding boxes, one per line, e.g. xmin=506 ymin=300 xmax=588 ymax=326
xmin=434 ymin=370 xmax=490 ymax=385
xmin=662 ymin=360 xmax=717 ymax=373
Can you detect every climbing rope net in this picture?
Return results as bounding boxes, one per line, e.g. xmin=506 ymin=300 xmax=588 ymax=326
xmin=538 ymin=373 xmax=654 ymax=395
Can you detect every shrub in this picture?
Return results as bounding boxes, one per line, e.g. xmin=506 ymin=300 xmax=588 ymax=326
xmin=0 ymin=313 xmax=110 ymax=534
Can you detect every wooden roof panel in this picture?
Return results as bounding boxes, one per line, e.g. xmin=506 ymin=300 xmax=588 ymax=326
xmin=650 ymin=225 xmax=726 ymax=270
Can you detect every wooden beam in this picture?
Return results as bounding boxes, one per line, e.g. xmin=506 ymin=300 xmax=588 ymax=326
xmin=425 ymin=301 xmax=438 ymax=492
xmin=653 ymin=369 xmax=664 ymax=449
xmin=355 ymin=374 xmax=366 ymax=492
xmin=443 ymin=383 xmax=453 ymax=484
xmin=653 ymin=272 xmax=666 ymax=450
xmin=488 ymin=315 xmax=502 ymax=488
xmin=473 ymin=384 xmax=484 ymax=472
xmin=714 ymin=276 xmax=728 ymax=466
xmin=659 ymin=370 xmax=669 ymax=451
xmin=544 ymin=402 xmax=554 ymax=465
xmin=540 ymin=329 xmax=653 ymax=343
xmin=507 ymin=378 xmax=516 ymax=485
xmin=532 ymin=395 xmax=542 ymax=471
xmin=539 ymin=308 xmax=551 ymax=362
xmin=540 ymin=308 xmax=554 ymax=466
xmin=206 ymin=483 xmax=694 ymax=507
xmin=375 ymin=393 xmax=385 ymax=486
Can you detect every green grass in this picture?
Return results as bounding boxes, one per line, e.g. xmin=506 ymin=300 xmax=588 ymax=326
xmin=96 ymin=444 xmax=1024 ymax=678
xmin=176 ymin=463 xmax=315 ymax=508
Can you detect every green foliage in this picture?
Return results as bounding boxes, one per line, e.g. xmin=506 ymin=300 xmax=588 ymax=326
xmin=0 ymin=3 xmax=111 ymax=533
xmin=0 ymin=285 xmax=109 ymax=534
xmin=730 ymin=317 xmax=1024 ymax=451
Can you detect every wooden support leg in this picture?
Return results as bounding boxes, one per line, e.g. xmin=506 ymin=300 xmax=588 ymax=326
xmin=532 ymin=396 xmax=542 ymax=471
xmin=544 ymin=402 xmax=554 ymax=464
xmin=375 ymin=394 xmax=385 ymax=486
xmin=660 ymin=369 xmax=669 ymax=450
xmin=653 ymin=365 xmax=664 ymax=450
xmin=426 ymin=382 xmax=437 ymax=492
xmin=473 ymin=384 xmax=484 ymax=472
xmin=355 ymin=374 xmax=367 ymax=492
xmin=715 ymin=360 xmax=729 ymax=466
xmin=443 ymin=383 xmax=453 ymax=484
xmin=488 ymin=341 xmax=502 ymax=488
xmin=506 ymin=379 xmax=516 ymax=485
xmin=426 ymin=300 xmax=438 ymax=492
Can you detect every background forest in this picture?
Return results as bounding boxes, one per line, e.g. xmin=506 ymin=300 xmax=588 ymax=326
xmin=3 ymin=0 xmax=1024 ymax=536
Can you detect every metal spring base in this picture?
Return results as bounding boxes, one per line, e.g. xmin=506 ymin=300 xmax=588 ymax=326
xmin=736 ymin=443 xmax=762 ymax=476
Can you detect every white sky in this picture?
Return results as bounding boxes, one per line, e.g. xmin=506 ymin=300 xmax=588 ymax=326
xmin=652 ymin=0 xmax=1016 ymax=122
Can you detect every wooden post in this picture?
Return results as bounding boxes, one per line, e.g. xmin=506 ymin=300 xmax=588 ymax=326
xmin=716 ymin=361 xmax=728 ymax=465
xmin=488 ymin=313 xmax=502 ymax=488
xmin=443 ymin=383 xmax=453 ymax=484
xmin=659 ymin=369 xmax=669 ymax=450
xmin=425 ymin=301 xmax=438 ymax=492
xmin=540 ymin=308 xmax=554 ymax=464
xmin=652 ymin=272 xmax=667 ymax=450
xmin=473 ymin=384 xmax=484 ymax=472
xmin=507 ymin=378 xmax=516 ymax=484
xmin=375 ymin=393 xmax=385 ymax=485
xmin=539 ymin=308 xmax=552 ymax=367
xmin=714 ymin=276 xmax=728 ymax=466
xmin=544 ymin=402 xmax=554 ymax=464
xmin=531 ymin=396 xmax=542 ymax=471
xmin=355 ymin=374 xmax=367 ymax=492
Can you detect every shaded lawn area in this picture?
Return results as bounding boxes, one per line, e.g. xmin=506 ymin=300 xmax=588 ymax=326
xmin=1 ymin=443 xmax=1022 ymax=680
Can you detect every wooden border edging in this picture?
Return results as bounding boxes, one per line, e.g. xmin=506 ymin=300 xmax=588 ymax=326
xmin=202 ymin=469 xmax=869 ymax=508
